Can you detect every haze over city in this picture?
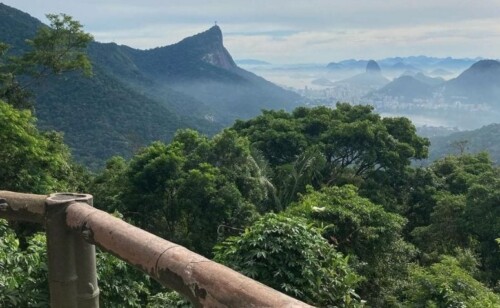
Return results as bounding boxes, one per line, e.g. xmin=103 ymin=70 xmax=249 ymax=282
xmin=3 ymin=0 xmax=500 ymax=64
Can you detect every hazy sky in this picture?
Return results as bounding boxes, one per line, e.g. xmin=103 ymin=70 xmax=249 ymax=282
xmin=3 ymin=0 xmax=500 ymax=64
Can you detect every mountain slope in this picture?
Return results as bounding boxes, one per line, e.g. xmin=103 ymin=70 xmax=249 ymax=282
xmin=412 ymin=72 xmax=444 ymax=87
xmin=0 ymin=3 xmax=38 ymax=54
xmin=428 ymin=123 xmax=500 ymax=164
xmin=369 ymin=75 xmax=433 ymax=100
xmin=0 ymin=3 xmax=300 ymax=167
xmin=113 ymin=26 xmax=302 ymax=124
xmin=443 ymin=60 xmax=500 ymax=104
xmin=0 ymin=3 xmax=219 ymax=168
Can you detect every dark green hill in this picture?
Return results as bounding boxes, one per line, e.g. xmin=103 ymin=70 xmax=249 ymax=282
xmin=1 ymin=3 xmax=300 ymax=167
xmin=443 ymin=60 xmax=500 ymax=104
xmin=0 ymin=3 xmax=220 ymax=168
xmin=428 ymin=123 xmax=500 ymax=164
xmin=32 ymin=68 xmax=217 ymax=169
xmin=0 ymin=3 xmax=38 ymax=54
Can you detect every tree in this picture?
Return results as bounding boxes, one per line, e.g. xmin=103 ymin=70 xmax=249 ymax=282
xmin=232 ymin=104 xmax=429 ymax=208
xmin=89 ymin=156 xmax=128 ymax=211
xmin=0 ymin=100 xmax=85 ymax=194
xmin=465 ymin=170 xmax=500 ymax=285
xmin=0 ymin=13 xmax=92 ymax=109
xmin=403 ymin=256 xmax=500 ymax=307
xmin=406 ymin=153 xmax=500 ymax=286
xmin=214 ymin=213 xmax=362 ymax=307
xmin=0 ymin=219 xmax=48 ymax=307
xmin=411 ymin=192 xmax=471 ymax=256
xmin=94 ymin=129 xmax=268 ymax=256
xmin=288 ymin=185 xmax=415 ymax=306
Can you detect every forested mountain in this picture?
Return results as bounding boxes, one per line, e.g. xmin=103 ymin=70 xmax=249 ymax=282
xmin=443 ymin=59 xmax=500 ymax=104
xmin=0 ymin=3 xmax=300 ymax=168
xmin=428 ymin=123 xmax=500 ymax=164
xmin=91 ymin=25 xmax=301 ymax=124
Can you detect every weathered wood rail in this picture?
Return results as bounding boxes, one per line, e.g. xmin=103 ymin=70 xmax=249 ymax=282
xmin=0 ymin=191 xmax=312 ymax=308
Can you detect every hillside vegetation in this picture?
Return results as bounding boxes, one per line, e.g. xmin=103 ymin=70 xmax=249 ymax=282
xmin=0 ymin=3 xmax=299 ymax=168
xmin=428 ymin=124 xmax=500 ymax=164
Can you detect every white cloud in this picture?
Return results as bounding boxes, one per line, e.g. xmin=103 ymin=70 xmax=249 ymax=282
xmin=2 ymin=0 xmax=500 ymax=63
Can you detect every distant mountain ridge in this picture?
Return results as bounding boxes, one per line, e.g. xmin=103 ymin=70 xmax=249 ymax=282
xmin=326 ymin=56 xmax=483 ymax=78
xmin=367 ymin=59 xmax=500 ymax=105
xmin=363 ymin=59 xmax=500 ymax=129
xmin=0 ymin=3 xmax=300 ymax=167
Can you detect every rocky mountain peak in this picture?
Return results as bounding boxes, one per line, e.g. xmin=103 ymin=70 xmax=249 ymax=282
xmin=366 ymin=60 xmax=381 ymax=73
xmin=176 ymin=25 xmax=235 ymax=70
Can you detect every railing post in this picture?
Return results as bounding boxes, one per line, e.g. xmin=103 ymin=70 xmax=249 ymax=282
xmin=72 ymin=194 xmax=100 ymax=308
xmin=46 ymin=193 xmax=100 ymax=308
xmin=45 ymin=194 xmax=78 ymax=307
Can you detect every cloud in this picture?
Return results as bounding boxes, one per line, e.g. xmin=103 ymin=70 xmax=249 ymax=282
xmin=3 ymin=0 xmax=500 ymax=62
xmin=224 ymin=17 xmax=500 ymax=63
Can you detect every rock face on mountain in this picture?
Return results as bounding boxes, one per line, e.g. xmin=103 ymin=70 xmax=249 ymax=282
xmin=95 ymin=25 xmax=302 ymax=124
xmin=0 ymin=3 xmax=301 ymax=167
xmin=334 ymin=60 xmax=389 ymax=91
xmin=123 ymin=26 xmax=238 ymax=81
xmin=366 ymin=60 xmax=381 ymax=73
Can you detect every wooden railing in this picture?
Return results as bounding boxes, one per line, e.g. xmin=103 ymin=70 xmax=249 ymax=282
xmin=0 ymin=191 xmax=312 ymax=308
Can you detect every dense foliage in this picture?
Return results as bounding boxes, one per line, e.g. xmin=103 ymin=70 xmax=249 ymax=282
xmin=403 ymin=256 xmax=500 ymax=307
xmin=232 ymin=104 xmax=430 ymax=210
xmin=3 ymin=100 xmax=499 ymax=306
xmin=288 ymin=185 xmax=415 ymax=305
xmin=92 ymin=129 xmax=268 ymax=257
xmin=214 ymin=213 xmax=362 ymax=306
xmin=0 ymin=219 xmax=177 ymax=307
xmin=0 ymin=219 xmax=48 ymax=307
xmin=428 ymin=123 xmax=500 ymax=165
xmin=0 ymin=100 xmax=86 ymax=193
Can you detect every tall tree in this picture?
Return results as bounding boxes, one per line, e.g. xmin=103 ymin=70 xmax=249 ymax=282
xmin=0 ymin=13 xmax=92 ymax=109
xmin=94 ymin=129 xmax=269 ymax=256
xmin=0 ymin=100 xmax=85 ymax=193
xmin=233 ymin=104 xmax=429 ymax=208
xmin=288 ymin=185 xmax=415 ymax=306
